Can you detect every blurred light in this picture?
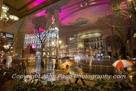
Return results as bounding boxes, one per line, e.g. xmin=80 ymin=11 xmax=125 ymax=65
xmin=128 ymin=0 xmax=133 ymax=2
xmin=80 ymin=33 xmax=101 ymax=39
xmin=134 ymin=33 xmax=136 ymax=38
xmin=78 ymin=42 xmax=84 ymax=48
xmin=59 ymin=40 xmax=62 ymax=44
xmin=32 ymin=44 xmax=36 ymax=48
xmin=127 ymin=67 xmax=132 ymax=71
xmin=2 ymin=5 xmax=9 ymax=12
xmin=9 ymin=15 xmax=19 ymax=21
xmin=69 ymin=37 xmax=75 ymax=40
xmin=129 ymin=75 xmax=133 ymax=82
xmin=4 ymin=44 xmax=10 ymax=49
xmin=101 ymin=53 xmax=103 ymax=56
xmin=52 ymin=41 xmax=55 ymax=45
xmin=2 ymin=36 xmax=6 ymax=38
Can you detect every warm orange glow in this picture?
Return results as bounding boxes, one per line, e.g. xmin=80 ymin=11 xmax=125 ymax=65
xmin=128 ymin=0 xmax=133 ymax=2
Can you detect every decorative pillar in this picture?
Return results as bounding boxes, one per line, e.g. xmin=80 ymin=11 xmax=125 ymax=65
xmin=13 ymin=16 xmax=28 ymax=58
xmin=46 ymin=11 xmax=52 ymax=29
xmin=0 ymin=0 xmax=3 ymax=18
xmin=0 ymin=0 xmax=3 ymax=31
xmin=54 ymin=9 xmax=60 ymax=27
xmin=46 ymin=4 xmax=61 ymax=29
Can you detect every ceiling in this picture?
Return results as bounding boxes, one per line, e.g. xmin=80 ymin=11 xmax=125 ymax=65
xmin=22 ymin=0 xmax=120 ymax=37
xmin=3 ymin=0 xmax=127 ymax=37
xmin=3 ymin=0 xmax=60 ymax=18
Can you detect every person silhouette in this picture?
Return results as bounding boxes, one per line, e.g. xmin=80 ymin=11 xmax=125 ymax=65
xmin=75 ymin=65 xmax=86 ymax=85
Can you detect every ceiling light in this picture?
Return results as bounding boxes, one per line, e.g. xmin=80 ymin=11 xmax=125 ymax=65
xmin=9 ymin=15 xmax=19 ymax=21
xmin=2 ymin=5 xmax=9 ymax=13
xmin=0 ymin=5 xmax=19 ymax=22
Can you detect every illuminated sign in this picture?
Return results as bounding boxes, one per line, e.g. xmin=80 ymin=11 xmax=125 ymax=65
xmin=0 ymin=33 xmax=3 ymax=36
xmin=6 ymin=33 xmax=14 ymax=38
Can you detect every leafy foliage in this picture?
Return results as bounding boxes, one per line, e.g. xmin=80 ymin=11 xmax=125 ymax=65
xmin=0 ymin=66 xmax=22 ymax=86
xmin=10 ymin=79 xmax=132 ymax=91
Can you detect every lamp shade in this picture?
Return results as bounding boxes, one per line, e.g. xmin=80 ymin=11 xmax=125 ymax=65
xmin=9 ymin=15 xmax=19 ymax=21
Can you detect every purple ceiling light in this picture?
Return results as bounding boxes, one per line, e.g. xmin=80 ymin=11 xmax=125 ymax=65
xmin=33 ymin=10 xmax=47 ymax=17
xmin=28 ymin=0 xmax=48 ymax=9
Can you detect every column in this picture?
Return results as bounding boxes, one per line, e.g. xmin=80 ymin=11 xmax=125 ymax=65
xmin=0 ymin=0 xmax=3 ymax=18
xmin=54 ymin=9 xmax=60 ymax=27
xmin=0 ymin=0 xmax=3 ymax=31
xmin=13 ymin=16 xmax=28 ymax=58
xmin=46 ymin=4 xmax=61 ymax=29
xmin=110 ymin=0 xmax=128 ymax=58
xmin=14 ymin=33 xmax=25 ymax=57
xmin=46 ymin=11 xmax=52 ymax=29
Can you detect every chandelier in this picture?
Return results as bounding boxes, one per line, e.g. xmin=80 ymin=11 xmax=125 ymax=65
xmin=0 ymin=5 xmax=19 ymax=22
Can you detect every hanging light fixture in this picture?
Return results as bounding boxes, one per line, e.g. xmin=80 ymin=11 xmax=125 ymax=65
xmin=0 ymin=5 xmax=9 ymax=22
xmin=9 ymin=15 xmax=19 ymax=21
xmin=0 ymin=5 xmax=19 ymax=22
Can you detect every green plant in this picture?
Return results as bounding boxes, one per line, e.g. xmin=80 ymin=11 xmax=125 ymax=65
xmin=0 ymin=66 xmax=24 ymax=87
xmin=10 ymin=78 xmax=133 ymax=91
